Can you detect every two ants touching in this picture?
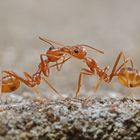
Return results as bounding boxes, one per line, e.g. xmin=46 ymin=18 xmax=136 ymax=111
xmin=1 ymin=36 xmax=140 ymax=98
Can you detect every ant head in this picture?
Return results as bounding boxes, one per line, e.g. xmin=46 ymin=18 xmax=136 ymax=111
xmin=64 ymin=44 xmax=104 ymax=59
xmin=70 ymin=46 xmax=87 ymax=59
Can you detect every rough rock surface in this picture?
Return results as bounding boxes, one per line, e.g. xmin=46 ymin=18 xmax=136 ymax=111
xmin=0 ymin=95 xmax=140 ymax=140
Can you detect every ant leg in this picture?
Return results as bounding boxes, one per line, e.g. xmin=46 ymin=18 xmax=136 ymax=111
xmin=0 ymin=73 xmax=2 ymax=93
xmin=33 ymin=86 xmax=41 ymax=97
xmin=4 ymin=71 xmax=41 ymax=96
xmin=109 ymin=52 xmax=123 ymax=81
xmin=49 ymin=56 xmax=72 ymax=69
xmin=55 ymin=55 xmax=72 ymax=71
xmin=76 ymin=68 xmax=94 ymax=97
xmin=115 ymin=57 xmax=135 ymax=87
xmin=109 ymin=52 xmax=134 ymax=90
xmin=120 ymin=52 xmax=130 ymax=87
xmin=84 ymin=67 xmax=109 ymax=103
xmin=3 ymin=71 xmax=43 ymax=97
xmin=94 ymin=66 xmax=109 ymax=93
xmin=115 ymin=58 xmax=130 ymax=73
xmin=22 ymin=72 xmax=42 ymax=97
xmin=109 ymin=51 xmax=128 ymax=81
xmin=55 ymin=55 xmax=66 ymax=71
xmin=40 ymin=54 xmax=48 ymax=63
xmin=0 ymin=71 xmax=3 ymax=94
xmin=41 ymin=77 xmax=64 ymax=99
xmin=24 ymin=73 xmax=63 ymax=98
xmin=130 ymin=59 xmax=134 ymax=68
xmin=43 ymin=53 xmax=70 ymax=71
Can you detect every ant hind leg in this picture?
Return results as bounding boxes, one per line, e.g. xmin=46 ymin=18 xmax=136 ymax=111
xmin=76 ymin=68 xmax=93 ymax=97
xmin=41 ymin=77 xmax=64 ymax=99
xmin=109 ymin=51 xmax=128 ymax=82
xmin=94 ymin=66 xmax=109 ymax=94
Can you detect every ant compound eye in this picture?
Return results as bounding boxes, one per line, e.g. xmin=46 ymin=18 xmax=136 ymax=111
xmin=74 ymin=49 xmax=79 ymax=53
xmin=49 ymin=46 xmax=55 ymax=50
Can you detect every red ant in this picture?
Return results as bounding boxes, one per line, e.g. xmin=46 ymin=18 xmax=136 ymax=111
xmin=1 ymin=36 xmax=103 ymax=97
xmin=1 ymin=37 xmax=70 ymax=96
xmin=75 ymin=51 xmax=140 ymax=97
xmin=41 ymin=37 xmax=140 ymax=97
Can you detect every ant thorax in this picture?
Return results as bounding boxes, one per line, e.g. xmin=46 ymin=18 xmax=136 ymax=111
xmin=46 ymin=48 xmax=64 ymax=62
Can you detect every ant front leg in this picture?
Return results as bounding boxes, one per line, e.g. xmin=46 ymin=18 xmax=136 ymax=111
xmin=115 ymin=58 xmax=134 ymax=74
xmin=94 ymin=66 xmax=109 ymax=93
xmin=109 ymin=51 xmax=134 ymax=89
xmin=49 ymin=56 xmax=72 ymax=69
xmin=24 ymin=72 xmax=42 ymax=97
xmin=40 ymin=54 xmax=46 ymax=63
xmin=41 ymin=76 xmax=64 ymax=99
xmin=41 ymin=53 xmax=67 ymax=72
xmin=76 ymin=68 xmax=94 ymax=97
xmin=109 ymin=51 xmax=128 ymax=81
xmin=55 ymin=55 xmax=67 ymax=71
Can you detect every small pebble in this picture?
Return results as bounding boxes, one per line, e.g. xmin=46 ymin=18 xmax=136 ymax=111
xmin=0 ymin=126 xmax=7 ymax=136
xmin=26 ymin=121 xmax=34 ymax=130
xmin=131 ymin=126 xmax=138 ymax=132
xmin=118 ymin=128 xmax=128 ymax=136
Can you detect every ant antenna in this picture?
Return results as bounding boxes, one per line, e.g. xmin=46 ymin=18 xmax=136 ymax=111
xmin=76 ymin=44 xmax=104 ymax=54
xmin=39 ymin=36 xmax=104 ymax=54
xmin=39 ymin=36 xmax=66 ymax=47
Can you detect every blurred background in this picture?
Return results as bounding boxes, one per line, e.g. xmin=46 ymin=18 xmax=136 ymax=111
xmin=0 ymin=0 xmax=140 ymax=98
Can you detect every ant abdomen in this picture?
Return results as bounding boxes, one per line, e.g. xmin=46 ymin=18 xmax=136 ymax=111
xmin=1 ymin=75 xmax=20 ymax=93
xmin=118 ymin=67 xmax=140 ymax=88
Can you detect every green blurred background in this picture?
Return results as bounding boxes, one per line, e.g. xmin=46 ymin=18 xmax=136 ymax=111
xmin=0 ymin=0 xmax=140 ymax=98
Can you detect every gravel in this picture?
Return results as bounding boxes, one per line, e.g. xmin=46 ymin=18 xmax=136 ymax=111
xmin=0 ymin=95 xmax=140 ymax=140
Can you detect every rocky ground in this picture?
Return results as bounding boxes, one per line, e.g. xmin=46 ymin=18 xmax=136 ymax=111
xmin=0 ymin=95 xmax=140 ymax=140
